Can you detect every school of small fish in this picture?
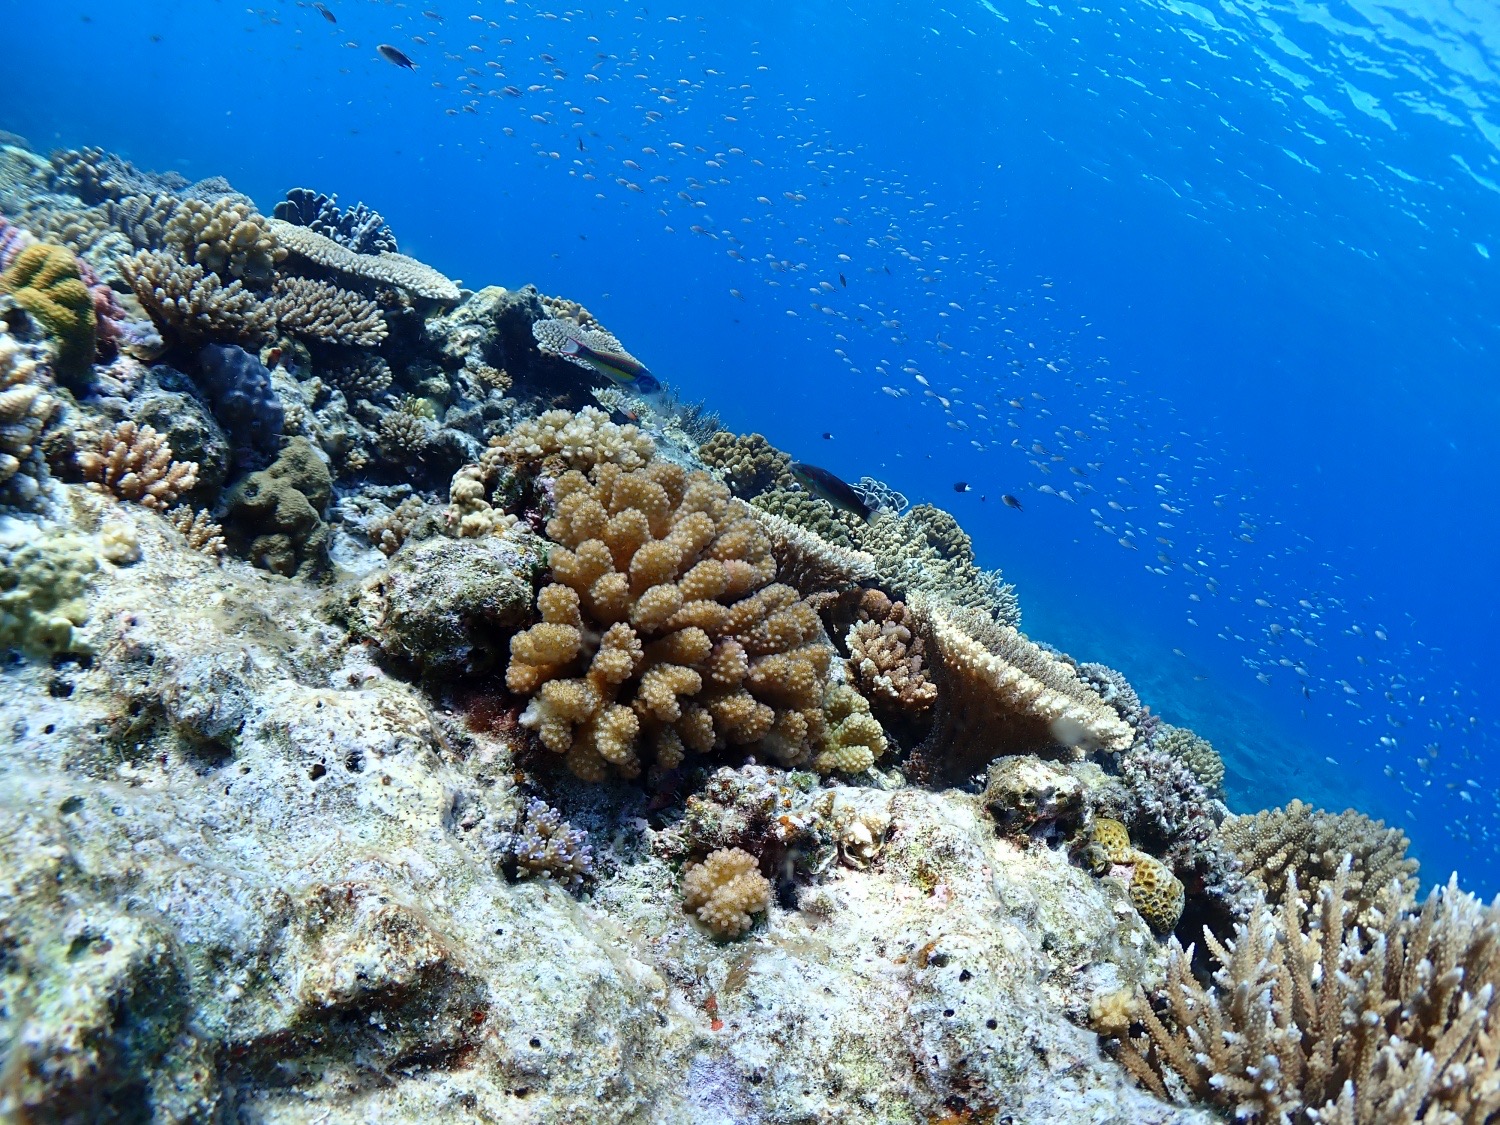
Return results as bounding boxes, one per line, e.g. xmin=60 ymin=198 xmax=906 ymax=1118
xmin=243 ymin=0 xmax=1495 ymax=861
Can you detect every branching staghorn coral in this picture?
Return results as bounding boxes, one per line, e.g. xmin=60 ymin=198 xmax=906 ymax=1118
xmin=77 ymin=421 xmax=199 ymax=511
xmin=1115 ymin=865 xmax=1500 ymax=1123
xmin=1220 ymin=798 xmax=1419 ymax=929
xmin=166 ymin=505 xmax=227 ymax=560
xmin=681 ymin=847 xmax=773 ymax=938
xmin=272 ymin=276 xmax=388 ymax=347
xmin=0 ymin=242 xmax=96 ymax=380
xmin=0 ymin=325 xmax=59 ymax=509
xmin=909 ymin=594 xmax=1133 ymax=782
xmin=120 ymin=250 xmax=273 ymax=345
xmin=326 ymin=354 xmax=393 ymax=403
xmin=506 ymin=459 xmax=836 ymax=781
xmin=268 ymin=218 xmax=460 ymax=302
xmin=164 ymin=197 xmax=285 ymax=284
xmin=699 ymin=430 xmax=795 ymax=498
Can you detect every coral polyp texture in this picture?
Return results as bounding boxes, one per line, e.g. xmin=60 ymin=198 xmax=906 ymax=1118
xmin=487 ymin=404 xmax=654 ymax=474
xmin=680 ymin=846 xmax=773 ymax=938
xmin=507 ymin=457 xmax=839 ymax=780
xmin=0 ymin=241 xmax=96 ymax=380
xmin=119 ymin=249 xmax=272 ymax=345
xmin=271 ymin=275 xmax=388 ymax=347
xmin=162 ymin=196 xmax=285 ymax=283
xmin=267 ymin=217 xmax=460 ymax=302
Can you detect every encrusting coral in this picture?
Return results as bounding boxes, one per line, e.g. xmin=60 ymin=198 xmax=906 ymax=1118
xmin=222 ymin=437 xmax=332 ymax=577
xmin=506 ymin=457 xmax=837 ymax=781
xmin=1115 ymin=864 xmax=1500 ymax=1123
xmin=681 ymin=846 xmax=773 ymax=938
xmin=1077 ymin=818 xmax=1185 ymax=935
xmin=77 ymin=420 xmax=199 ymax=511
xmin=0 ymin=242 xmax=96 ymax=380
xmin=0 ymin=324 xmax=59 ymax=508
xmin=1220 ymin=798 xmax=1419 ymax=929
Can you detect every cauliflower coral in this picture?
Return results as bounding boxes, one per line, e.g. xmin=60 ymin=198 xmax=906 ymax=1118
xmin=681 ymin=847 xmax=772 ymax=938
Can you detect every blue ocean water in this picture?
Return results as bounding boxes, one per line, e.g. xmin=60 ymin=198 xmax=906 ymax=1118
xmin=11 ymin=0 xmax=1497 ymax=892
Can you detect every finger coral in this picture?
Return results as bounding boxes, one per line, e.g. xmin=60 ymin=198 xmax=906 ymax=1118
xmin=1220 ymin=798 xmax=1418 ymax=929
xmin=1116 ymin=865 xmax=1500 ymax=1122
xmin=681 ymin=847 xmax=772 ymax=938
xmin=506 ymin=458 xmax=836 ymax=781
xmin=164 ymin=197 xmax=285 ymax=283
xmin=0 ymin=242 xmax=96 ymax=380
xmin=812 ymin=682 xmax=887 ymax=775
xmin=0 ymin=325 xmax=59 ymax=509
xmin=268 ymin=218 xmax=460 ymax=302
xmin=166 ymin=505 xmax=227 ymax=560
xmin=272 ymin=276 xmax=388 ymax=347
xmin=910 ymin=596 xmax=1134 ymax=783
xmin=77 ymin=420 xmax=199 ymax=511
xmin=120 ymin=250 xmax=273 ymax=345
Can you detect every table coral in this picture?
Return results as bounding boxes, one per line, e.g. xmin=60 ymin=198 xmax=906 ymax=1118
xmin=506 ymin=458 xmax=837 ymax=780
xmin=681 ymin=846 xmax=772 ymax=938
xmin=269 ymin=218 xmax=460 ymax=302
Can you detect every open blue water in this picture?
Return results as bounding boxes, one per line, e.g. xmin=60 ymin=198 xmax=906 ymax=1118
xmin=12 ymin=0 xmax=1498 ymax=893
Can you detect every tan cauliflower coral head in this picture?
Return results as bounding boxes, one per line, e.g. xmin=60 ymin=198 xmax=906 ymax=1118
xmin=507 ymin=459 xmax=838 ymax=782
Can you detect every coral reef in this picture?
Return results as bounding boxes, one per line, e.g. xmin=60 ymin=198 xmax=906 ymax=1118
xmin=859 ymin=504 xmax=1021 ymax=627
xmin=274 ymin=187 xmax=398 ymax=255
xmin=222 ymin=437 xmax=331 ymax=576
xmin=486 ymin=404 xmax=654 ymax=475
xmin=1117 ymin=866 xmax=1500 ymax=1122
xmin=812 ymin=682 xmax=888 ymax=775
xmin=751 ymin=506 xmax=877 ymax=594
xmin=0 ymin=324 xmax=58 ymax=508
xmin=77 ymin=420 xmax=200 ymax=511
xmin=166 ymin=505 xmax=226 ymax=559
xmin=1077 ymin=661 xmax=1144 ymax=728
xmin=0 ymin=241 xmax=96 ymax=381
xmin=681 ymin=846 xmax=773 ymax=938
xmin=1076 ymin=818 xmax=1186 ymax=935
xmin=752 ymin=486 xmax=860 ymax=548
xmin=911 ymin=595 xmax=1134 ymax=783
xmin=507 ymin=458 xmax=836 ymax=780
xmin=269 ymin=217 xmax=460 ymax=302
xmin=0 ymin=527 xmax=96 ymax=656
xmin=1220 ymin=798 xmax=1419 ymax=928
xmin=844 ymin=590 xmax=938 ymax=716
xmin=982 ymin=755 xmax=1087 ymax=842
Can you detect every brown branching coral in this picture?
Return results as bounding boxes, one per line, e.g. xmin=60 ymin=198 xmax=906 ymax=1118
xmin=750 ymin=508 xmax=876 ymax=595
xmin=164 ymin=197 xmax=285 ymax=283
xmin=699 ymin=430 xmax=795 ymax=498
xmin=326 ymin=355 xmax=393 ymax=403
xmin=681 ymin=847 xmax=772 ymax=938
xmin=506 ymin=459 xmax=836 ymax=781
xmin=120 ymin=250 xmax=272 ymax=345
xmin=0 ymin=325 xmax=59 ymax=509
xmin=910 ymin=595 xmax=1133 ymax=783
xmin=272 ymin=276 xmax=388 ymax=347
xmin=1220 ymin=798 xmax=1419 ymax=929
xmin=268 ymin=218 xmax=460 ymax=302
xmin=1116 ymin=865 xmax=1500 ymax=1123
xmin=167 ymin=505 xmax=227 ymax=560
xmin=846 ymin=595 xmax=937 ymax=715
xmin=369 ymin=496 xmax=431 ymax=556
xmin=77 ymin=421 xmax=199 ymax=511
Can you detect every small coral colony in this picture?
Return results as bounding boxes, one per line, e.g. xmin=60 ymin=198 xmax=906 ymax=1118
xmin=1 ymin=137 xmax=1496 ymax=1121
